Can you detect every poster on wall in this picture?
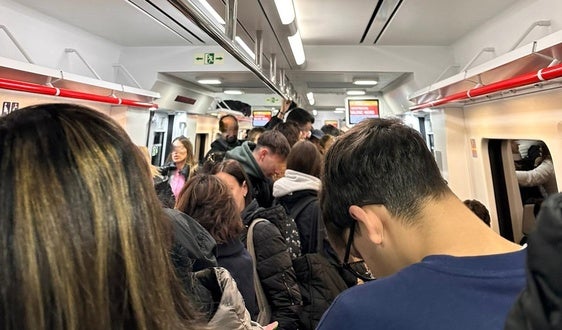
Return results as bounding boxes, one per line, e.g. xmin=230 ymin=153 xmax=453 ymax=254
xmin=252 ymin=110 xmax=272 ymax=127
xmin=324 ymin=119 xmax=339 ymax=128
xmin=345 ymin=98 xmax=379 ymax=126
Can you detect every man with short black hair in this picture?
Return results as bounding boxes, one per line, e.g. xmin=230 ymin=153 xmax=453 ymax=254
xmin=317 ymin=118 xmax=526 ymax=330
xmin=226 ymin=130 xmax=291 ymax=207
xmin=204 ymin=114 xmax=241 ymax=162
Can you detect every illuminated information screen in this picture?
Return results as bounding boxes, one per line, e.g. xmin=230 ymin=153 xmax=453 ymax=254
xmin=347 ymin=99 xmax=379 ymax=125
xmin=252 ymin=110 xmax=272 ymax=127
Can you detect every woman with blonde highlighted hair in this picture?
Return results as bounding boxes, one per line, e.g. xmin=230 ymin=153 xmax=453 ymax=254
xmin=0 ymin=103 xmax=202 ymax=330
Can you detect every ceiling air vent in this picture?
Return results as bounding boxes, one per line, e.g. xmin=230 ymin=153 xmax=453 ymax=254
xmin=174 ymin=95 xmax=197 ymax=104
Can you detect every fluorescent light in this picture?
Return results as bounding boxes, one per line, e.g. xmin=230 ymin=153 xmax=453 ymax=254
xmin=274 ymin=0 xmax=295 ymax=24
xmin=224 ymin=89 xmax=244 ymax=95
xmin=306 ymin=92 xmax=315 ymax=105
xmin=288 ymin=31 xmax=305 ymax=65
xmin=197 ymin=79 xmax=222 ymax=85
xmin=196 ymin=0 xmax=225 ymax=25
xmin=353 ymin=79 xmax=378 ymax=85
xmin=312 ymin=109 xmax=318 ymax=116
xmin=235 ymin=36 xmax=256 ymax=60
xmin=346 ymin=90 xmax=366 ymax=96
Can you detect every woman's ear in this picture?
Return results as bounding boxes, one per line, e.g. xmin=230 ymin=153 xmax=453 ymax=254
xmin=242 ymin=180 xmax=248 ymax=197
xmin=349 ymin=205 xmax=384 ymax=245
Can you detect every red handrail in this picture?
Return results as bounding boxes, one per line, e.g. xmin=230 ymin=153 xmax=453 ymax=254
xmin=409 ymin=63 xmax=562 ymax=111
xmin=0 ymin=77 xmax=158 ymax=109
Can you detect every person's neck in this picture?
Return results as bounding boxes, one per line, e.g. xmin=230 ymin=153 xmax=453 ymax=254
xmin=400 ymin=194 xmax=521 ymax=262
xmin=175 ymin=161 xmax=186 ymax=170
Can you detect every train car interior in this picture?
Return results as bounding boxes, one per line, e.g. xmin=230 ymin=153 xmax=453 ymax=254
xmin=1 ymin=0 xmax=561 ymax=243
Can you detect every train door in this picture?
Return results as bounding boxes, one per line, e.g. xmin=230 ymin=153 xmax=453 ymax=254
xmin=488 ymin=139 xmax=515 ymax=241
xmin=488 ymin=139 xmax=558 ymax=243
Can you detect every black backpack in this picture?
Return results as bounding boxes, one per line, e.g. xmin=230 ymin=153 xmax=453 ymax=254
xmin=284 ymin=196 xmax=350 ymax=330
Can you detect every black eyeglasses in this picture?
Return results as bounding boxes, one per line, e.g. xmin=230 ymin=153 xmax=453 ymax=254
xmin=343 ymin=221 xmax=376 ymax=282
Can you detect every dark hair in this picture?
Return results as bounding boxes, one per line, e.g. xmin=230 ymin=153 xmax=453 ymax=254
xmin=321 ymin=124 xmax=342 ymax=137
xmin=286 ymin=107 xmax=314 ymax=126
xmin=209 ymin=159 xmax=253 ymax=207
xmin=321 ymin=118 xmax=450 ymax=232
xmin=219 ymin=114 xmax=239 ymax=133
xmin=256 ymin=129 xmax=291 ymax=159
xmin=287 ymin=140 xmax=322 ymax=178
xmin=167 ymin=135 xmax=196 ymax=166
xmin=176 ymin=174 xmax=243 ymax=243
xmin=0 ymin=103 xmax=201 ymax=329
xmin=274 ymin=121 xmax=300 ymax=147
xmin=463 ymin=199 xmax=491 ymax=226
xmin=247 ymin=126 xmax=265 ymax=143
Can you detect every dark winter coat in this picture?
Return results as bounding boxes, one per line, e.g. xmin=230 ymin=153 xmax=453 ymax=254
xmin=216 ymin=239 xmax=258 ymax=319
xmin=241 ymin=199 xmax=302 ymax=330
xmin=505 ymin=193 xmax=562 ymax=330
xmin=204 ymin=137 xmax=242 ymax=163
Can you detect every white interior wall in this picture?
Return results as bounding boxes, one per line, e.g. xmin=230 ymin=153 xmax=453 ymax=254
xmin=0 ymin=1 xmax=121 ymax=80
xmin=452 ymin=0 xmax=562 ymax=69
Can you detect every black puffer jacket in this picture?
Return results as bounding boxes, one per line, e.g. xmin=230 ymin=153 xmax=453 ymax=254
xmin=242 ymin=200 xmax=302 ymax=330
xmin=505 ymin=193 xmax=562 ymax=330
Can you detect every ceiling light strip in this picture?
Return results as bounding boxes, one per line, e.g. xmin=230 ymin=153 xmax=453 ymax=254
xmin=288 ymin=30 xmax=305 ymax=65
xmin=274 ymin=0 xmax=296 ymax=25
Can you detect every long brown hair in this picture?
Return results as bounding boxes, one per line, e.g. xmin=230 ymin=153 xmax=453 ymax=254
xmin=175 ymin=174 xmax=244 ymax=243
xmin=0 ymin=103 xmax=203 ymax=330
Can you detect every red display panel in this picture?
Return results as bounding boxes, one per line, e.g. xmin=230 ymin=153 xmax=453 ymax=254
xmin=346 ymin=99 xmax=379 ymax=125
xmin=252 ymin=110 xmax=272 ymax=127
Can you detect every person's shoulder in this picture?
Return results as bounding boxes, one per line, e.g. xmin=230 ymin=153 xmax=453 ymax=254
xmin=317 ymin=282 xmax=388 ymax=329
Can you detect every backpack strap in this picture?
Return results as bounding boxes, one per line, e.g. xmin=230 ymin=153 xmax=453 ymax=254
xmin=247 ymin=218 xmax=272 ymax=325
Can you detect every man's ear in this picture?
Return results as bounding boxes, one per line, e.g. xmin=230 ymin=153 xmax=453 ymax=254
xmin=349 ymin=205 xmax=384 ymax=245
xmin=257 ymin=148 xmax=268 ymax=162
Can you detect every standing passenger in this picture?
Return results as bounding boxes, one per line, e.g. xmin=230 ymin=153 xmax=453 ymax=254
xmin=226 ymin=130 xmax=291 ymax=207
xmin=209 ymin=159 xmax=303 ymax=330
xmin=204 ymin=114 xmax=242 ymax=163
xmin=159 ymin=136 xmax=196 ymax=202
xmin=175 ymin=174 xmax=258 ymax=319
xmin=0 ymin=103 xmax=202 ymax=330
xmin=317 ymin=118 xmax=526 ymax=330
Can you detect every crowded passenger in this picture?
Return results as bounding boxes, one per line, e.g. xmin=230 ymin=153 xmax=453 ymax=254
xmin=0 ymin=103 xmax=203 ymax=329
xmin=158 ymin=135 xmax=196 ymax=203
xmin=175 ymin=174 xmax=258 ymax=319
xmin=208 ymin=159 xmax=303 ymax=330
xmin=264 ymin=99 xmax=314 ymax=140
xmin=273 ymin=140 xmax=323 ymax=254
xmin=317 ymin=118 xmax=526 ymax=330
xmin=247 ymin=126 xmax=265 ymax=144
xmin=309 ymin=129 xmax=326 ymax=154
xmin=273 ymin=121 xmax=300 ymax=147
xmin=273 ymin=140 xmax=353 ymax=328
xmin=320 ymin=123 xmax=342 ymax=137
xmin=463 ymin=199 xmax=492 ymax=227
xmin=516 ymin=141 xmax=558 ymax=198
xmin=204 ymin=114 xmax=242 ymax=163
xmin=225 ymin=129 xmax=291 ymax=207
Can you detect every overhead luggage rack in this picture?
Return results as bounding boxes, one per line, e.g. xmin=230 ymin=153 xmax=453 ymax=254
xmin=409 ymin=29 xmax=562 ymax=111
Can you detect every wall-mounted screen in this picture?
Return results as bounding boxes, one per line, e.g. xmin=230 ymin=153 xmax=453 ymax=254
xmin=346 ymin=98 xmax=379 ymax=126
xmin=252 ymin=110 xmax=272 ymax=127
xmin=324 ymin=119 xmax=339 ymax=128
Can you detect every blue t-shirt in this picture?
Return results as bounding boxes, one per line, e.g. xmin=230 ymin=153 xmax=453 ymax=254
xmin=317 ymin=249 xmax=526 ymax=330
